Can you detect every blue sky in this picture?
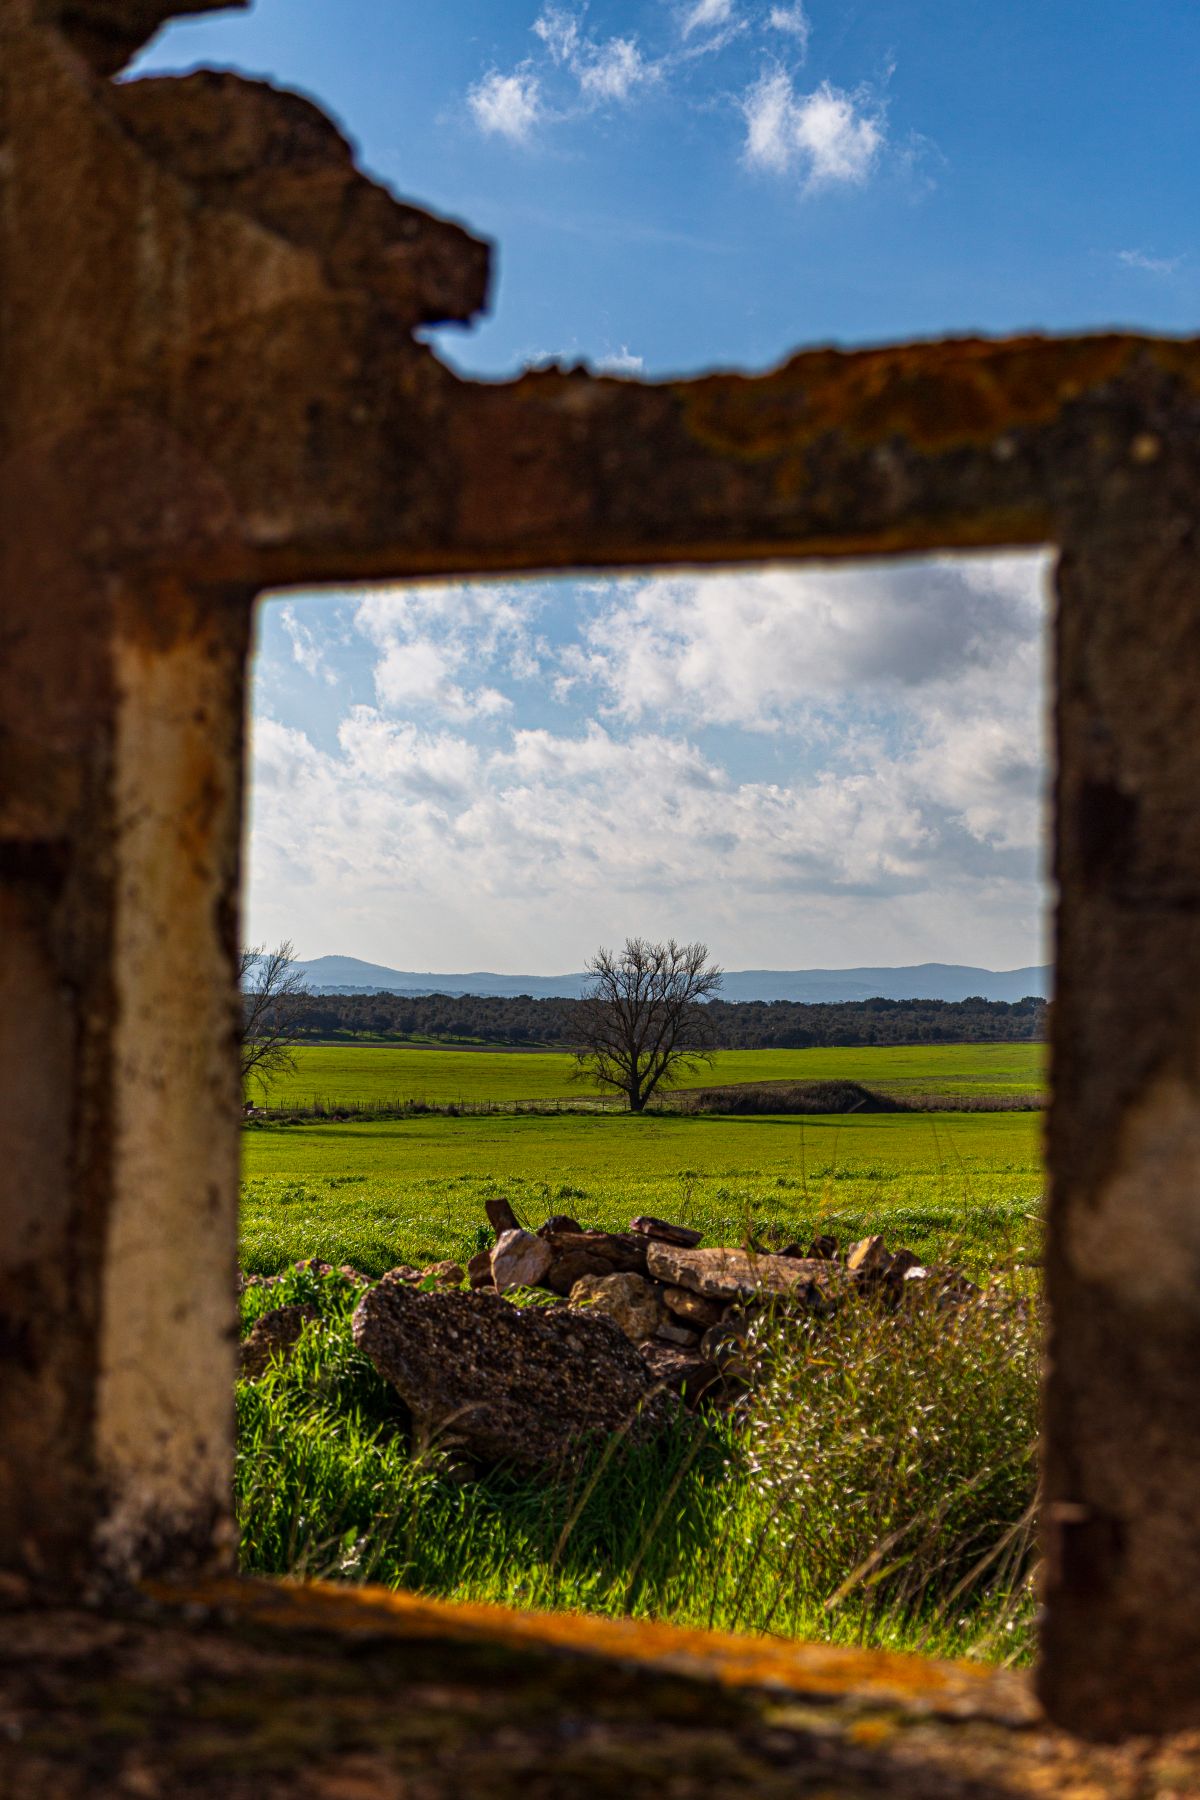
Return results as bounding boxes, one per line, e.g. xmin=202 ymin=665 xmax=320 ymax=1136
xmin=136 ymin=2 xmax=1196 ymax=973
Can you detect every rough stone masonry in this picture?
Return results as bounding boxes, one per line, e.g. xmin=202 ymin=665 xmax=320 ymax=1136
xmin=3 ymin=0 xmax=1200 ymax=1744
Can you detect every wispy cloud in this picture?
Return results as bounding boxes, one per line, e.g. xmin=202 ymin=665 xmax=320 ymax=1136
xmin=577 ymin=35 xmax=652 ymax=102
xmin=464 ymin=0 xmax=900 ymax=186
xmin=532 ymin=3 xmax=581 ymax=64
xmin=281 ymin=604 xmax=339 ymax=685
xmin=471 ymin=4 xmax=655 ymax=136
xmin=681 ymin=0 xmax=736 ymax=37
xmin=742 ymin=72 xmax=883 ymax=188
xmin=1116 ymin=247 xmax=1183 ymax=276
xmin=766 ymin=3 xmax=810 ymax=52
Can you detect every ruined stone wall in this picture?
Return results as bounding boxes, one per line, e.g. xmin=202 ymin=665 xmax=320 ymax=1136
xmin=3 ymin=0 xmax=1200 ymax=1743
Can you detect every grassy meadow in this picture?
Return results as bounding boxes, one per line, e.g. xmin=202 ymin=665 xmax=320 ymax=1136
xmin=238 ymin=1038 xmax=1045 ymax=1660
xmin=258 ymin=1039 xmax=1046 ymax=1108
xmin=242 ymin=1110 xmax=1042 ymax=1276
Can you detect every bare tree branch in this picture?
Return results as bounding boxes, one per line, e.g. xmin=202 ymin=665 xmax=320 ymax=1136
xmin=240 ymin=939 xmax=305 ymax=1099
xmin=572 ymin=937 xmax=722 ymax=1112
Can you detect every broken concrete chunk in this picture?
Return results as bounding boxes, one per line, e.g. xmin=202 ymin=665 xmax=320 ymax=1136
xmin=569 ymin=1271 xmax=662 ymax=1343
xmin=629 ymin=1215 xmax=703 ymax=1248
xmin=491 ymin=1229 xmax=553 ymax=1293
xmin=353 ymin=1282 xmax=675 ymax=1470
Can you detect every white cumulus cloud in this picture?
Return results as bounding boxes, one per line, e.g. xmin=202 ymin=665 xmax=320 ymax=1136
xmin=742 ymin=71 xmax=883 ymax=187
xmin=247 ymin=556 xmax=1050 ymax=969
xmin=594 ymin=345 xmax=646 ymax=373
xmin=467 ymin=68 xmax=544 ymax=142
xmin=354 ymin=581 xmax=545 ymax=719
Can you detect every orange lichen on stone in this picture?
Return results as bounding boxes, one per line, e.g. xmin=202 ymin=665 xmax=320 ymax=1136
xmin=157 ymin=1575 xmax=1037 ymax=1724
xmin=3 ymin=1583 xmax=1199 ymax=1797
xmin=676 ymin=334 xmax=1162 ymax=458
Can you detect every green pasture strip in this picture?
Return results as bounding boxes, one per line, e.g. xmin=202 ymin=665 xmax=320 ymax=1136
xmin=259 ymin=1041 xmax=1047 ymax=1108
xmin=240 ymin=1109 xmax=1043 ymax=1278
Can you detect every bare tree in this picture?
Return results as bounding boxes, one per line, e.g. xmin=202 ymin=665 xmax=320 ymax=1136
xmin=239 ymin=939 xmax=305 ymax=1098
xmin=573 ymin=937 xmax=723 ymax=1113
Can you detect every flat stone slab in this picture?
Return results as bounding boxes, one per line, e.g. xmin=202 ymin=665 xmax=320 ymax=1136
xmin=353 ymin=1278 xmax=675 ymax=1469
xmin=645 ymin=1242 xmax=839 ymax=1304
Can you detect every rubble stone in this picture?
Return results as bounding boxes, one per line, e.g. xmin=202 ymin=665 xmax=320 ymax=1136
xmin=638 ymin=1341 xmax=720 ymax=1401
xmin=491 ymin=1230 xmax=552 ymax=1293
xmin=629 ymin=1215 xmax=703 ymax=1248
xmin=660 ymin=1286 xmax=724 ymax=1328
xmin=569 ymin=1271 xmax=663 ymax=1343
xmin=353 ymin=1280 xmax=675 ymax=1470
xmin=846 ymin=1236 xmax=892 ymax=1278
xmin=700 ymin=1314 xmax=753 ymax=1374
xmin=888 ymin=1249 xmax=924 ymax=1280
xmin=541 ymin=1229 xmax=650 ymax=1294
xmin=466 ymin=1250 xmax=494 ymax=1290
xmin=485 ymin=1196 xmax=523 ymax=1238
xmin=239 ymin=1305 xmax=318 ymax=1380
xmin=645 ymin=1242 xmax=834 ymax=1305
xmin=419 ymin=1260 xmax=466 ymax=1288
xmin=655 ymin=1320 xmax=702 ymax=1348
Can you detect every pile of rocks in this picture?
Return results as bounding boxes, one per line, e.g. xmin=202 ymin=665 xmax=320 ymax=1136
xmin=456 ymin=1197 xmax=976 ymax=1406
xmin=242 ymin=1202 xmax=980 ymax=1474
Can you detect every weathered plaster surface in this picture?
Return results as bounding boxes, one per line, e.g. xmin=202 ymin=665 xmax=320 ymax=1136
xmin=93 ymin=588 xmax=248 ymax=1584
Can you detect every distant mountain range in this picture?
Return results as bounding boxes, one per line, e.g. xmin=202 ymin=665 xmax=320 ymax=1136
xmin=294 ymin=955 xmax=1051 ymax=1005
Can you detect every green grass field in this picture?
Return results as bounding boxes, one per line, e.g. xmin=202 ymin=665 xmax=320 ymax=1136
xmin=238 ymin=1039 xmax=1046 ymax=1660
xmin=241 ymin=1107 xmax=1044 ymax=1276
xmin=260 ymin=1040 xmax=1045 ymax=1106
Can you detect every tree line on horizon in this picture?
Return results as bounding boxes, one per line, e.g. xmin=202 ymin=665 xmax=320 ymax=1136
xmin=276 ymin=986 xmax=1046 ymax=1051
